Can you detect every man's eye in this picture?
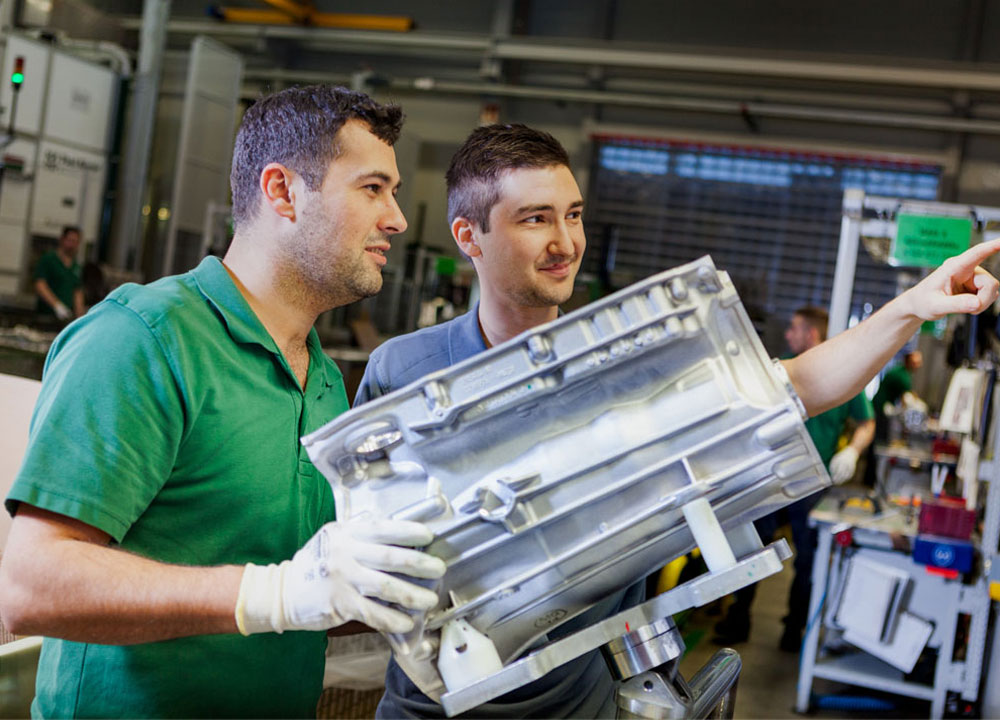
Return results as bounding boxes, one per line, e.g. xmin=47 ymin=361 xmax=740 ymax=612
xmin=364 ymin=184 xmax=382 ymax=193
xmin=567 ymin=211 xmax=582 ymax=220
xmin=523 ymin=215 xmax=544 ymax=224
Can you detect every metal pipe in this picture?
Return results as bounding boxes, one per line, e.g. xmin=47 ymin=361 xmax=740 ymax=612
xmin=603 ymin=77 xmax=952 ymax=115
xmin=118 ymin=17 xmax=1000 ymax=92
xmin=241 ymin=69 xmax=1000 ymax=136
xmin=19 ymin=28 xmax=134 ymax=76
xmin=828 ymin=189 xmax=864 ymax=338
xmin=493 ymin=40 xmax=1000 ymax=93
xmin=109 ymin=0 xmax=170 ymax=272
xmin=687 ymin=648 xmax=742 ymax=719
xmin=117 ymin=17 xmax=489 ymax=51
xmin=57 ymin=40 xmax=133 ymax=77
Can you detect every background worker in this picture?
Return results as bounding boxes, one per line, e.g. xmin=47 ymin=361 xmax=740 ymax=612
xmin=0 ymin=85 xmax=445 ymax=718
xmin=34 ymin=225 xmax=86 ymax=321
xmin=355 ymin=122 xmax=1000 ymax=718
xmin=863 ymin=349 xmax=925 ymax=487
xmin=873 ymin=350 xmax=925 ymax=438
xmin=713 ymin=306 xmax=875 ymax=651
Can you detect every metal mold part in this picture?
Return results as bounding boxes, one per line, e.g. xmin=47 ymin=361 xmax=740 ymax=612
xmin=302 ymin=255 xmax=829 ymax=706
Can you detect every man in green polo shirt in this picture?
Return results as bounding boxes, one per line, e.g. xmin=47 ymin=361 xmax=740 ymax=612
xmin=873 ymin=350 xmax=924 ymax=438
xmin=0 ymin=85 xmax=445 ymax=718
xmin=34 ymin=225 xmax=85 ymax=321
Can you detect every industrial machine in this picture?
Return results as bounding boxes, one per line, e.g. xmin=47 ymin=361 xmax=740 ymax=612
xmin=304 ymin=256 xmax=830 ymax=718
xmin=0 ymin=31 xmax=121 ymax=297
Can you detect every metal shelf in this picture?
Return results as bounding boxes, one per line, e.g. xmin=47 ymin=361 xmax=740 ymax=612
xmin=812 ymin=650 xmax=935 ymax=702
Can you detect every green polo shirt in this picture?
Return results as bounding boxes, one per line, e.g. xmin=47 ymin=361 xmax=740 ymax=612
xmin=781 ymin=353 xmax=874 ymax=467
xmin=6 ymin=256 xmax=348 ymax=718
xmin=873 ymin=364 xmax=912 ymax=415
xmin=33 ymin=250 xmax=81 ymax=313
xmin=805 ymin=392 xmax=874 ymax=466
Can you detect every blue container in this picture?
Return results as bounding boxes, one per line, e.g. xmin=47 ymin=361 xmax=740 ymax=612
xmin=913 ymin=535 xmax=974 ymax=573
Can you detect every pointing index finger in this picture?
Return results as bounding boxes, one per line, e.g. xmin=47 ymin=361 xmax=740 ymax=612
xmin=948 ymin=238 xmax=1000 ymax=274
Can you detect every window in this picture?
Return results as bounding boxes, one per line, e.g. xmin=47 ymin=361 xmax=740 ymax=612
xmin=586 ymin=136 xmax=942 ymax=352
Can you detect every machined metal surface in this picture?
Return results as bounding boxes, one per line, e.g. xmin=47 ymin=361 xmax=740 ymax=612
xmin=303 ymin=256 xmax=829 ymax=710
xmin=616 ymin=648 xmax=742 ymax=720
xmin=603 ymin=617 xmax=685 ymax=681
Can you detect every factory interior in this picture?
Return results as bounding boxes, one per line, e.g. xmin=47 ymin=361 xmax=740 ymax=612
xmin=4 ymin=1 xmax=1000 ymax=718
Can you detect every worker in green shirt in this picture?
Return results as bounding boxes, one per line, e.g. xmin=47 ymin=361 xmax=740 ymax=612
xmin=862 ymin=350 xmax=925 ymax=487
xmin=873 ymin=350 xmax=924 ymax=439
xmin=0 ymin=85 xmax=446 ymax=718
xmin=34 ymin=225 xmax=85 ymax=321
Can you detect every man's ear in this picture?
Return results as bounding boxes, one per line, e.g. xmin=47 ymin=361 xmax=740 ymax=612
xmin=258 ymin=163 xmax=298 ymax=221
xmin=451 ymin=217 xmax=482 ymax=258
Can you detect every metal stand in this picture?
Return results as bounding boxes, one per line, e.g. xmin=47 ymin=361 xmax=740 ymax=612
xmin=439 ymin=536 xmax=790 ymax=717
xmin=607 ymin=504 xmax=749 ymax=719
xmin=611 ymin=618 xmax=741 ymax=719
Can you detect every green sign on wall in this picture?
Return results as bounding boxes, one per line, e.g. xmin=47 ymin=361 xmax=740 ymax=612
xmin=891 ymin=214 xmax=972 ymax=268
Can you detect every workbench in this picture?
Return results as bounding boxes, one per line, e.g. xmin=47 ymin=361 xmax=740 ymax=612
xmin=795 ymin=482 xmax=997 ymax=718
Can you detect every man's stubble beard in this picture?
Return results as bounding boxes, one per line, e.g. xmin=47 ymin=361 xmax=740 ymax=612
xmin=284 ymin=208 xmax=385 ymax=311
xmin=508 ymin=280 xmax=573 ymax=309
xmin=510 ymin=262 xmax=578 ymax=308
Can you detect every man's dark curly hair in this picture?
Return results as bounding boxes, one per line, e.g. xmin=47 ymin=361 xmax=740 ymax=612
xmin=445 ymin=123 xmax=570 ymax=233
xmin=230 ymin=85 xmax=404 ymax=227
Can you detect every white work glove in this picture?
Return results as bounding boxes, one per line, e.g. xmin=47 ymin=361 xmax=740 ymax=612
xmin=53 ymin=301 xmax=72 ymax=320
xmin=902 ymin=392 xmax=929 ymax=415
xmin=828 ymin=446 xmax=860 ymax=484
xmin=235 ymin=519 xmax=446 ymax=636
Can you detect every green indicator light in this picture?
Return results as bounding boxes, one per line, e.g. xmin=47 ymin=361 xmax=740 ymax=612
xmin=11 ymin=72 xmax=23 ymax=85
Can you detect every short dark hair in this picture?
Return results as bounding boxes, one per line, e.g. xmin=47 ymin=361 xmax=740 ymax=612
xmin=230 ymin=85 xmax=404 ymax=228
xmin=445 ymin=123 xmax=571 ymax=232
xmin=61 ymin=225 xmax=80 ymax=239
xmin=793 ymin=305 xmax=829 ymax=342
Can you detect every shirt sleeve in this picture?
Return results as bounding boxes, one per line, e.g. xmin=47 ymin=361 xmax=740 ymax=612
xmin=353 ymin=350 xmax=389 ymax=407
xmin=33 ymin=253 xmax=55 ymax=282
xmin=6 ymin=301 xmax=185 ymax=542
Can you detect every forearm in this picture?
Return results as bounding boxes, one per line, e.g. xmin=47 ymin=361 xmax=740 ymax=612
xmin=0 ymin=509 xmax=242 ymax=644
xmin=34 ymin=279 xmax=62 ymax=311
xmin=73 ymin=287 xmax=85 ymax=317
xmin=850 ymin=419 xmax=876 ymax=453
xmin=783 ymin=293 xmax=921 ymax=416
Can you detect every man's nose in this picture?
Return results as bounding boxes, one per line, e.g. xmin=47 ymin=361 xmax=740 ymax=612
xmin=381 ymin=196 xmax=407 ymax=235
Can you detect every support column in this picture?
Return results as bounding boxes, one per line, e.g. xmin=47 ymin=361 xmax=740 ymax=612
xmin=828 ymin=188 xmax=864 ymax=337
xmin=108 ymin=0 xmax=170 ymax=272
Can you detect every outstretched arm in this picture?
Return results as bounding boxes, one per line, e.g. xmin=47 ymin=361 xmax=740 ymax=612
xmin=784 ymin=239 xmax=1000 ymax=416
